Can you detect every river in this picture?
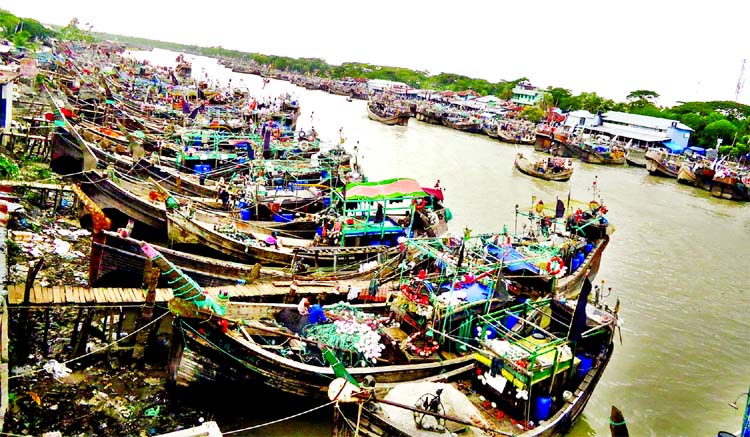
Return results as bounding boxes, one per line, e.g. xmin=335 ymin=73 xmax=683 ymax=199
xmin=127 ymin=49 xmax=750 ymax=436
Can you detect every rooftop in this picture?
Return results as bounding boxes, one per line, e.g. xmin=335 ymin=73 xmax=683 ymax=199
xmin=602 ymin=111 xmax=693 ymax=132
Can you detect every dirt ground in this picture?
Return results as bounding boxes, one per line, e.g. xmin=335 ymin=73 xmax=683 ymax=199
xmin=4 ymin=204 xmax=210 ymax=436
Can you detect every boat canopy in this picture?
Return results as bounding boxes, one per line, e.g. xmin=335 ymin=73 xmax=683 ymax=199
xmin=661 ymin=140 xmax=686 ymax=154
xmin=340 ymin=178 xmax=427 ymax=201
xmin=686 ymin=146 xmax=706 ymax=156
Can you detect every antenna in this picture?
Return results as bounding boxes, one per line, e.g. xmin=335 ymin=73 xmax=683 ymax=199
xmin=735 ymin=59 xmax=746 ymax=102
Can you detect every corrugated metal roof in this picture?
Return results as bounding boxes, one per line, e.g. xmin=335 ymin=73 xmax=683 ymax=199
xmin=602 ymin=111 xmax=693 ymax=132
xmin=586 ymin=125 xmax=670 ymax=142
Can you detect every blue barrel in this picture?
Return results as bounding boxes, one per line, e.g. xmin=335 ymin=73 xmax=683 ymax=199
xmin=238 ymin=200 xmax=248 ymax=209
xmin=239 ymin=209 xmax=252 ymax=221
xmin=323 ymin=197 xmax=331 ymax=207
xmin=576 ymin=252 xmax=585 ymax=265
xmin=504 ymin=313 xmax=519 ymax=330
xmin=571 ymin=256 xmax=581 ymax=272
xmin=577 ymin=354 xmax=593 ymax=377
xmin=321 ymin=170 xmax=329 ymax=179
xmin=534 ymin=396 xmax=552 ymax=421
xmin=585 ymin=243 xmax=594 ymax=254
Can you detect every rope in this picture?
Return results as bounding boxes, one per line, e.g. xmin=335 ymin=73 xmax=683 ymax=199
xmin=609 ymin=418 xmax=627 ymax=426
xmin=9 ymin=312 xmax=169 ymax=380
xmin=222 ymin=400 xmax=335 ymax=435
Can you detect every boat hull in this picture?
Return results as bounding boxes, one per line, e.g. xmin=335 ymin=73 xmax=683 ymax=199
xmin=169 ymin=317 xmax=477 ymax=399
xmin=514 ymin=155 xmax=573 ymax=182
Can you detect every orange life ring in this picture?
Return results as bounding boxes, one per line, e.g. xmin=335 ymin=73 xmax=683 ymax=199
xmin=414 ymin=198 xmax=425 ymax=210
xmin=547 ymin=256 xmax=563 ymax=276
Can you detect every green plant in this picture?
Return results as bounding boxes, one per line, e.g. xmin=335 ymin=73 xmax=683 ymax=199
xmin=0 ymin=155 xmax=20 ymax=179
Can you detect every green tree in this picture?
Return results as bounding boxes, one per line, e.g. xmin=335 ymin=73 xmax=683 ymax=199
xmin=703 ymin=119 xmax=737 ymax=149
xmin=521 ymin=106 xmax=545 ymax=123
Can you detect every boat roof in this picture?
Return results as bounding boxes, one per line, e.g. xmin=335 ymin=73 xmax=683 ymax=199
xmin=341 ymin=178 xmax=428 ymax=201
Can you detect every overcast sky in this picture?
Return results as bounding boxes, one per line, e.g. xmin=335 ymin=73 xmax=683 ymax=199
xmin=5 ymin=0 xmax=750 ymax=106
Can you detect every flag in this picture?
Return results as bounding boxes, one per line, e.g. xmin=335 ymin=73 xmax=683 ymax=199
xmin=567 ymin=278 xmax=592 ymax=343
xmin=181 ymin=97 xmax=190 ymax=114
xmin=197 ymin=86 xmax=206 ymax=100
xmin=556 ymin=198 xmax=566 ymax=219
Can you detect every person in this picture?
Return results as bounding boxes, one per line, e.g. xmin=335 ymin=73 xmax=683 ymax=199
xmin=374 ymin=202 xmax=384 ymax=224
xmin=297 ymin=296 xmax=310 ymax=315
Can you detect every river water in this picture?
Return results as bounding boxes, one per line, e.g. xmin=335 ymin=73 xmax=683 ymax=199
xmin=127 ymin=49 xmax=750 ymax=436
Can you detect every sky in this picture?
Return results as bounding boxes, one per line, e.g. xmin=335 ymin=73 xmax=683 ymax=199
xmin=4 ymin=0 xmax=750 ymax=106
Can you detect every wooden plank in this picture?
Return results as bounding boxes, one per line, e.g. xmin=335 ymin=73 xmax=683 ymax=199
xmin=52 ymin=286 xmax=63 ymax=304
xmin=132 ymin=288 xmax=145 ymax=303
xmin=64 ymin=286 xmax=76 ymax=304
xmin=8 ymin=284 xmax=24 ymax=305
xmin=32 ymin=285 xmax=44 ymax=304
xmin=93 ymin=288 xmax=108 ymax=304
xmin=81 ymin=287 xmax=95 ymax=304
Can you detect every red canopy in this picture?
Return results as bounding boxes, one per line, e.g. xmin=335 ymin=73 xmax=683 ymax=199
xmin=422 ymin=187 xmax=444 ymax=202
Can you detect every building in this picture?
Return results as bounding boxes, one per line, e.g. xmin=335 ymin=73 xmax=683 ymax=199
xmin=511 ymin=81 xmax=544 ymax=106
xmin=0 ymin=68 xmax=21 ymax=131
xmin=367 ymin=79 xmax=410 ymax=94
xmin=565 ymin=110 xmax=693 ymax=152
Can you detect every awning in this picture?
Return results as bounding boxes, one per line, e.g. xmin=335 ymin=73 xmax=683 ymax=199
xmin=662 ymin=140 xmax=686 ymax=154
xmin=487 ymin=245 xmax=540 ymax=274
xmin=342 ymin=178 xmax=427 ymax=201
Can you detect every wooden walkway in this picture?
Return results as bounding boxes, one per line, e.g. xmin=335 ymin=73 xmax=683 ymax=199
xmin=5 ymin=279 xmax=375 ymax=306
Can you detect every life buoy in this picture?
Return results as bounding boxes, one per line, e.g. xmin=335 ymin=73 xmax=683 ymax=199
xmin=404 ymin=331 xmax=439 ymax=357
xmin=414 ymin=198 xmax=426 ymax=210
xmin=547 ymin=256 xmax=563 ymax=276
xmin=272 ymin=129 xmax=281 ymax=139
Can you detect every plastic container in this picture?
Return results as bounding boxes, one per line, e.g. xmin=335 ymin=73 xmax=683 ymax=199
xmin=273 ymin=213 xmax=294 ymax=222
xmin=239 ymin=209 xmax=252 ymax=221
xmin=323 ymin=197 xmax=331 ymax=207
xmin=238 ymin=200 xmax=248 ymax=209
xmin=504 ymin=313 xmax=519 ymax=330
xmin=577 ymin=354 xmax=593 ymax=377
xmin=571 ymin=257 xmax=581 ymax=272
xmin=584 ymin=242 xmax=594 ymax=254
xmin=534 ymin=396 xmax=552 ymax=421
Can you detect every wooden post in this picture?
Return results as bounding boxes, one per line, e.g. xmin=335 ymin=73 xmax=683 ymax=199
xmin=17 ymin=258 xmax=45 ymax=364
xmin=71 ymin=309 xmax=95 ymax=358
xmin=133 ymin=261 xmax=159 ymax=363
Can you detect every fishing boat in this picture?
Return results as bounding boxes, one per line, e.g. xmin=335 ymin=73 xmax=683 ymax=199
xmin=624 ymin=145 xmax=647 ymax=167
xmin=442 ymin=114 xmax=483 ymax=134
xmin=579 ymin=143 xmax=626 ymax=165
xmin=330 ymin=279 xmax=619 ymax=437
xmin=161 ymin=241 xmax=516 ymax=398
xmin=367 ymin=99 xmax=410 ymax=126
xmin=514 ymin=153 xmax=574 ymax=182
xmin=415 ymin=104 xmax=445 ymax=125
xmin=644 ymin=148 xmax=684 ymax=178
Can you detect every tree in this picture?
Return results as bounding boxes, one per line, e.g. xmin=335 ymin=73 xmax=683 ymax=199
xmin=546 ymin=87 xmax=572 ymax=109
xmin=627 ymin=90 xmax=660 ymax=103
xmin=521 ymin=106 xmax=545 ymax=123
xmin=703 ymin=119 xmax=737 ymax=149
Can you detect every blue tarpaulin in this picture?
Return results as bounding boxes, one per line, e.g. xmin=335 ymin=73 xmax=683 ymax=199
xmin=662 ymin=140 xmax=686 ymax=154
xmin=687 ymin=146 xmax=706 ymax=156
xmin=487 ymin=245 xmax=540 ymax=274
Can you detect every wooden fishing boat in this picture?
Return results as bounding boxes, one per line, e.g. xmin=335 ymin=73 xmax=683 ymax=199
xmin=534 ymin=126 xmax=555 ymax=153
xmin=442 ymin=115 xmax=483 ymax=134
xmin=330 ymin=281 xmax=619 ymax=437
xmin=624 ymin=146 xmax=647 ymax=167
xmin=165 ymin=261 xmax=515 ymax=399
xmin=166 ymin=207 xmax=392 ymax=267
xmin=645 ymin=148 xmax=684 ymax=178
xmin=483 ymin=124 xmax=500 ymax=139
xmin=90 ymin=229 xmax=267 ymax=287
xmin=580 ymin=143 xmax=626 ymax=165
xmin=415 ymin=106 xmax=445 ymax=125
xmin=367 ymin=100 xmax=410 ymax=126
xmin=514 ymin=153 xmax=574 ymax=182
xmin=676 ymin=161 xmax=697 ymax=185
xmin=498 ymin=127 xmax=535 ymax=145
